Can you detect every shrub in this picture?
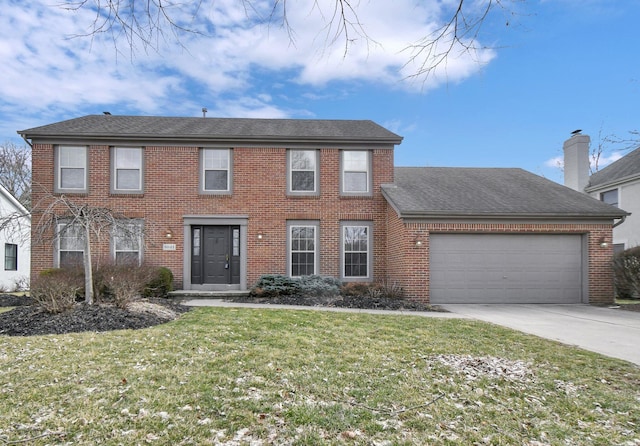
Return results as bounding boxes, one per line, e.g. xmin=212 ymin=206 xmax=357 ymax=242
xmin=143 ymin=266 xmax=174 ymax=298
xmin=375 ymin=279 xmax=405 ymax=300
xmin=341 ymin=282 xmax=371 ymax=297
xmin=341 ymin=280 xmax=405 ymax=300
xmin=31 ymin=269 xmax=82 ymax=313
xmin=251 ymin=274 xmax=300 ymax=297
xmin=612 ymin=247 xmax=640 ymax=300
xmin=94 ymin=264 xmax=155 ymax=309
xmin=298 ymin=275 xmax=341 ymax=297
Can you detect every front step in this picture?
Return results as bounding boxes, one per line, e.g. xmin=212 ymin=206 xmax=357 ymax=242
xmin=169 ymin=290 xmax=250 ymax=299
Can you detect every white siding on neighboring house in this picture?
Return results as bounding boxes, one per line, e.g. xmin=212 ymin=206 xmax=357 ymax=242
xmin=0 ymin=185 xmax=30 ymax=291
xmin=590 ymin=179 xmax=640 ymax=250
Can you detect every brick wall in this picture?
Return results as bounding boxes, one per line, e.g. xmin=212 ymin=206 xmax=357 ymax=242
xmin=385 ymin=215 xmax=616 ymax=305
xmin=31 ymin=144 xmax=395 ymax=289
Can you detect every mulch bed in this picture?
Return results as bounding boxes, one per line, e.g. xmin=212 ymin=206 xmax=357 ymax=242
xmin=228 ymin=293 xmax=442 ymax=312
xmin=0 ymin=294 xmax=190 ymax=337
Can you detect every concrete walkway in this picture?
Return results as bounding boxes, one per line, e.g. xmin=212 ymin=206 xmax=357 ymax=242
xmin=183 ymin=300 xmax=640 ymax=366
xmin=440 ymin=304 xmax=640 ymax=366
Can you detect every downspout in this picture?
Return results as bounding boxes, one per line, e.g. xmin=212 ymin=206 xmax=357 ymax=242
xmin=20 ymin=134 xmax=33 ymax=148
xmin=613 ymin=215 xmax=626 ymax=228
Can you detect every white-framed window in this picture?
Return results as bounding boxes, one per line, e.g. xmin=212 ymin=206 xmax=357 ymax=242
xmin=601 ymin=189 xmax=619 ymax=207
xmin=56 ymin=146 xmax=87 ymax=192
xmin=57 ymin=223 xmax=85 ymax=268
xmin=341 ymin=222 xmax=372 ymax=280
xmin=341 ymin=150 xmax=371 ymax=194
xmin=288 ymin=150 xmax=318 ymax=194
xmin=112 ymin=147 xmax=143 ymax=193
xmin=112 ymin=221 xmax=143 ymax=265
xmin=201 ymin=148 xmax=232 ymax=193
xmin=288 ymin=221 xmax=319 ymax=277
xmin=4 ymin=243 xmax=17 ymax=271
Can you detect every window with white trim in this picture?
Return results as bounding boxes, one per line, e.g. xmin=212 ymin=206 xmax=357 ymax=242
xmin=4 ymin=244 xmax=17 ymax=271
xmin=342 ymin=223 xmax=371 ymax=280
xmin=112 ymin=221 xmax=143 ymax=265
xmin=601 ymin=189 xmax=619 ymax=207
xmin=288 ymin=150 xmax=318 ymax=194
xmin=57 ymin=223 xmax=85 ymax=267
xmin=288 ymin=222 xmax=318 ymax=277
xmin=341 ymin=150 xmax=370 ymax=194
xmin=113 ymin=147 xmax=143 ymax=192
xmin=56 ymin=146 xmax=87 ymax=192
xmin=202 ymin=149 xmax=231 ymax=193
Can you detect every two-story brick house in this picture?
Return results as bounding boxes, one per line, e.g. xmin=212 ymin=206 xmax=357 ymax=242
xmin=20 ymin=115 xmax=627 ymax=304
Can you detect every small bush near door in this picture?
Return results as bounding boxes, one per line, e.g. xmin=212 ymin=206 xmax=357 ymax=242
xmin=612 ymin=247 xmax=640 ymax=299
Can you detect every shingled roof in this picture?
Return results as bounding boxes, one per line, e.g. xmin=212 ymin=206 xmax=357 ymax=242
xmin=18 ymin=115 xmax=403 ymax=146
xmin=382 ymin=167 xmax=627 ymax=219
xmin=586 ymin=146 xmax=640 ymax=191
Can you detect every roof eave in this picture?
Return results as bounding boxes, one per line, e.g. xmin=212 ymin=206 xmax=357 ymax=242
xmin=585 ymin=173 xmax=640 ymax=192
xmin=395 ymin=211 xmax=629 ymax=220
xmin=19 ymin=133 xmax=403 ymax=147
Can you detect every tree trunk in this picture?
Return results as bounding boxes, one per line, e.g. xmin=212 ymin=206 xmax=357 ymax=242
xmin=83 ymin=223 xmax=94 ymax=305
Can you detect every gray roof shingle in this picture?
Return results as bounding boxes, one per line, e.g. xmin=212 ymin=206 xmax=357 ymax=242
xmin=383 ymin=167 xmax=627 ymax=218
xmin=18 ymin=115 xmax=403 ymax=145
xmin=587 ymin=146 xmax=640 ymax=190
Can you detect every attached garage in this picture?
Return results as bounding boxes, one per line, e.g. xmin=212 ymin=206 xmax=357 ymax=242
xmin=381 ymin=167 xmax=628 ymax=305
xmin=429 ymin=234 xmax=584 ymax=304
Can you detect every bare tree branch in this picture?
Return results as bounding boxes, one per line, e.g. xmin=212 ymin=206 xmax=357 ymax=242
xmin=0 ymin=142 xmax=31 ymax=210
xmin=57 ymin=0 xmax=513 ymax=78
xmin=402 ymin=0 xmax=511 ymax=82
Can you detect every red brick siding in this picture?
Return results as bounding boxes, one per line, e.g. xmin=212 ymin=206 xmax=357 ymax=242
xmin=31 ymin=144 xmax=395 ymax=289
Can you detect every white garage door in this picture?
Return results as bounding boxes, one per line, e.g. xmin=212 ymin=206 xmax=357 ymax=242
xmin=430 ymin=234 xmax=584 ymax=304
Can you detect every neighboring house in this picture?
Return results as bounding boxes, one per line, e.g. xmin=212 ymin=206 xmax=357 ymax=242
xmin=19 ymin=115 xmax=626 ymax=304
xmin=0 ymin=184 xmax=30 ymax=291
xmin=564 ymin=133 xmax=639 ymax=252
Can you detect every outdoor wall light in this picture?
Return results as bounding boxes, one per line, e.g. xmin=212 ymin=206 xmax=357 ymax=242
xmin=599 ymin=237 xmax=608 ymax=248
xmin=165 ymin=228 xmax=173 ymax=239
xmin=257 ymin=231 xmax=264 ymax=240
xmin=414 ymin=239 xmax=423 ymax=247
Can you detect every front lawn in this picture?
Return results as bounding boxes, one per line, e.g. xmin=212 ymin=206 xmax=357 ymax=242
xmin=1 ymin=307 xmax=638 ymax=445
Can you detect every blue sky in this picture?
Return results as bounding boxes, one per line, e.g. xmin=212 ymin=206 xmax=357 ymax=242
xmin=1 ymin=0 xmax=638 ymax=183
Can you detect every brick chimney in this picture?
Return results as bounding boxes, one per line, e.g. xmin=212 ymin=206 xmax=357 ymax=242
xmin=563 ymin=132 xmax=590 ymax=191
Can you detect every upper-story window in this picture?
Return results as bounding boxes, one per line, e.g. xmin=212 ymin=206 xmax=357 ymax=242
xmin=341 ymin=150 xmax=371 ymax=195
xmin=112 ymin=147 xmax=143 ymax=193
xmin=56 ymin=146 xmax=87 ymax=193
xmin=288 ymin=150 xmax=319 ymax=195
xmin=601 ymin=189 xmax=619 ymax=207
xmin=201 ymin=149 xmax=232 ymax=193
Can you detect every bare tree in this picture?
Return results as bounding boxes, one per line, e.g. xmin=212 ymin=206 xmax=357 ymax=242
xmin=0 ymin=141 xmax=31 ymax=210
xmin=590 ymin=129 xmax=639 ymax=173
xmin=34 ymin=194 xmax=144 ymax=305
xmin=62 ymin=0 xmax=516 ymax=78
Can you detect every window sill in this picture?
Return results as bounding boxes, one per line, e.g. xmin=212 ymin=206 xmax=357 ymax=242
xmin=110 ymin=193 xmax=145 ymax=198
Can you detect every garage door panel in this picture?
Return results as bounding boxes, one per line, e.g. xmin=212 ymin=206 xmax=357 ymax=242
xmin=430 ymin=234 xmax=583 ymax=304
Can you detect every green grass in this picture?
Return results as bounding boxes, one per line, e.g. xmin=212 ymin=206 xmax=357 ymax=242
xmin=1 ymin=307 xmax=639 ymax=445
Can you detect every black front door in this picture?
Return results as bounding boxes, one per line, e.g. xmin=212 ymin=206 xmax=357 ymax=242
xmin=191 ymin=225 xmax=240 ymax=285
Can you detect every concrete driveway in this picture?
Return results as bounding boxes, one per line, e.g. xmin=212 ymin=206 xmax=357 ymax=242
xmin=440 ymin=304 xmax=640 ymax=366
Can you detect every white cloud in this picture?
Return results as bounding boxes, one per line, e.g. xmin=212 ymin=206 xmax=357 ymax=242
xmin=0 ymin=0 xmax=497 ymax=137
xmin=544 ymin=151 xmax=624 ymax=171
